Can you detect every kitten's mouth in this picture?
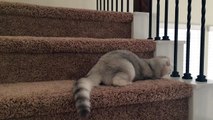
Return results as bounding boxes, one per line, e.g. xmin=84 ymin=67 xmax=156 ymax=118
xmin=162 ymin=74 xmax=170 ymax=79
xmin=161 ymin=66 xmax=172 ymax=79
xmin=169 ymin=68 xmax=172 ymax=74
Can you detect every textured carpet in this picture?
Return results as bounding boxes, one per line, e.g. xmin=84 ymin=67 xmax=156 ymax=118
xmin=0 ymin=2 xmax=192 ymax=120
xmin=0 ymin=36 xmax=155 ymax=54
xmin=0 ymin=79 xmax=192 ymax=120
xmin=0 ymin=2 xmax=132 ymax=38
xmin=0 ymin=36 xmax=155 ymax=83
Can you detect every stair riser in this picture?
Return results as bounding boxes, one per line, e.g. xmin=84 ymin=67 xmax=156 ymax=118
xmin=1 ymin=98 xmax=189 ymax=120
xmin=0 ymin=52 xmax=154 ymax=83
xmin=0 ymin=16 xmax=131 ymax=38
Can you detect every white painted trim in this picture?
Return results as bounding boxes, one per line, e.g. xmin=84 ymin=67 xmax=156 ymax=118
xmin=160 ymin=23 xmax=201 ymax=30
xmin=132 ymin=12 xmax=157 ymax=39
xmin=155 ymin=41 xmax=185 ymax=75
xmin=209 ymin=26 xmax=213 ymax=31
xmin=132 ymin=12 xmax=149 ymax=39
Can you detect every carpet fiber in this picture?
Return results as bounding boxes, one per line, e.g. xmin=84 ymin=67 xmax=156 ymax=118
xmin=0 ymin=2 xmax=132 ymax=38
xmin=0 ymin=36 xmax=155 ymax=83
xmin=0 ymin=2 xmax=192 ymax=120
xmin=0 ymin=79 xmax=192 ymax=120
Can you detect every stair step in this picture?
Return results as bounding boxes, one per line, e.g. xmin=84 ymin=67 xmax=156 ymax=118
xmin=0 ymin=2 xmax=193 ymax=120
xmin=0 ymin=2 xmax=133 ymax=38
xmin=0 ymin=36 xmax=155 ymax=84
xmin=0 ymin=36 xmax=155 ymax=54
xmin=0 ymin=79 xmax=192 ymax=120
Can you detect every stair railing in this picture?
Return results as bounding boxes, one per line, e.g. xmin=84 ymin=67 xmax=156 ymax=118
xmin=96 ymin=0 xmax=208 ymax=82
xmin=149 ymin=0 xmax=207 ymax=82
xmin=96 ymin=0 xmax=130 ymax=12
xmin=196 ymin=0 xmax=207 ymax=82
xmin=155 ymin=0 xmax=161 ymax=40
xmin=182 ymin=0 xmax=193 ymax=79
xmin=148 ymin=0 xmax=153 ymax=39
xmin=170 ymin=0 xmax=180 ymax=77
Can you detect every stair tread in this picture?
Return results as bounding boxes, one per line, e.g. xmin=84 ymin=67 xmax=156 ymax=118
xmin=0 ymin=2 xmax=133 ymax=38
xmin=0 ymin=1 xmax=133 ymax=23
xmin=0 ymin=2 xmax=192 ymax=120
xmin=0 ymin=36 xmax=155 ymax=54
xmin=0 ymin=79 xmax=192 ymax=119
xmin=0 ymin=36 xmax=156 ymax=83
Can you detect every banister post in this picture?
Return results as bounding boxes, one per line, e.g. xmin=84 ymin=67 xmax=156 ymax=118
xmin=148 ymin=0 xmax=153 ymax=39
xmin=171 ymin=0 xmax=180 ymax=77
xmin=155 ymin=0 xmax=161 ymax=40
xmin=116 ymin=0 xmax=118 ymax=11
xmin=162 ymin=0 xmax=170 ymax=40
xmin=127 ymin=0 xmax=129 ymax=12
xmin=111 ymin=0 xmax=114 ymax=11
xmin=196 ymin=0 xmax=207 ymax=82
xmin=183 ymin=0 xmax=193 ymax=79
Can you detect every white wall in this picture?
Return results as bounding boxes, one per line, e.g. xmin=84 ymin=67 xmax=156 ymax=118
xmin=0 ymin=0 xmax=134 ymax=12
xmin=0 ymin=0 xmax=96 ymax=10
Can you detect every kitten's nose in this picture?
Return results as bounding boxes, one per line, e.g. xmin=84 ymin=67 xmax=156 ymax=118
xmin=170 ymin=66 xmax=173 ymax=73
xmin=169 ymin=65 xmax=173 ymax=73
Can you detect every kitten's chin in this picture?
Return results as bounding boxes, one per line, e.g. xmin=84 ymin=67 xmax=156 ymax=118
xmin=162 ymin=74 xmax=170 ymax=79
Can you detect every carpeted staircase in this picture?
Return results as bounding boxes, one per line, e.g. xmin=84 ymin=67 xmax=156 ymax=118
xmin=0 ymin=2 xmax=192 ymax=120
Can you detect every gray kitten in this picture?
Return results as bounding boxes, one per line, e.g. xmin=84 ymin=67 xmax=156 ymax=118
xmin=73 ymin=50 xmax=171 ymax=118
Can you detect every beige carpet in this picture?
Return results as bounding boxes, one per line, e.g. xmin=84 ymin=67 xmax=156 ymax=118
xmin=0 ymin=79 xmax=192 ymax=120
xmin=0 ymin=2 xmax=132 ymax=38
xmin=0 ymin=2 xmax=192 ymax=120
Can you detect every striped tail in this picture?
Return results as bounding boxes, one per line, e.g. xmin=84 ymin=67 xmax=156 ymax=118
xmin=73 ymin=77 xmax=95 ymax=118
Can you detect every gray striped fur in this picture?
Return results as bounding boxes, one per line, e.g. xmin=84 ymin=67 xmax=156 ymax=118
xmin=73 ymin=50 xmax=171 ymax=118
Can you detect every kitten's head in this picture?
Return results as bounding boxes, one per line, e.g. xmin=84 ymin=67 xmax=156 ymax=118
xmin=149 ymin=56 xmax=172 ymax=79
